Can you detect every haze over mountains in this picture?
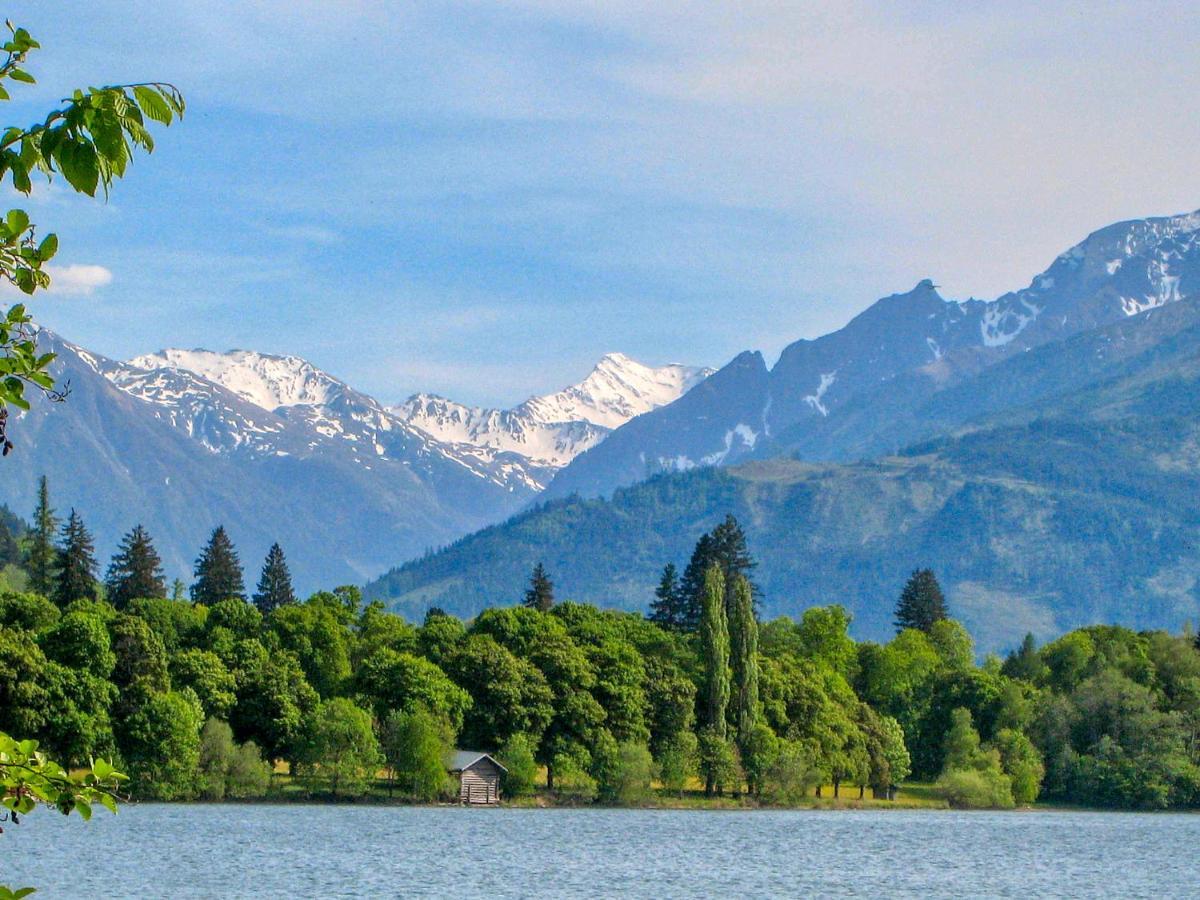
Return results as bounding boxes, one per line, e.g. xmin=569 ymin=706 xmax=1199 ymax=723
xmin=0 ymin=343 xmax=709 ymax=590
xmin=4 ymin=207 xmax=1199 ymax=647
xmin=367 ymin=209 xmax=1200 ymax=649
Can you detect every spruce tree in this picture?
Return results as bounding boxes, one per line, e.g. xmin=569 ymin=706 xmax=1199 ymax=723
xmin=253 ymin=542 xmax=296 ymax=614
xmin=894 ymin=568 xmax=948 ymax=634
xmin=728 ymin=573 xmax=759 ymax=739
xmin=678 ymin=533 xmax=715 ymax=631
xmin=191 ymin=525 xmax=245 ymax=604
xmin=523 ymin=562 xmax=554 ymax=612
xmin=26 ymin=475 xmax=58 ymax=596
xmin=648 ymin=562 xmax=683 ymax=630
xmin=105 ymin=524 xmax=166 ymax=609
xmin=53 ymin=508 xmax=98 ymax=606
xmin=710 ymin=513 xmax=758 ymax=615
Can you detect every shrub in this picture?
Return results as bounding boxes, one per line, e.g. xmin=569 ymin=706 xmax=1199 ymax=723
xmin=937 ymin=767 xmax=1015 ymax=809
xmin=657 ymin=731 xmax=698 ymax=797
xmin=499 ymin=733 xmax=539 ymax=797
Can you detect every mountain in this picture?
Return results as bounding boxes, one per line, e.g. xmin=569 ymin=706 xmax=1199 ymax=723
xmin=544 ymin=209 xmax=1200 ymax=500
xmin=393 ymin=353 xmax=712 ymax=490
xmin=365 ymin=294 xmax=1200 ymax=651
xmin=0 ymin=340 xmax=708 ymax=592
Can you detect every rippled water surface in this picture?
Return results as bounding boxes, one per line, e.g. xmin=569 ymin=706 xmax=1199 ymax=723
xmin=4 ymin=804 xmax=1199 ymax=898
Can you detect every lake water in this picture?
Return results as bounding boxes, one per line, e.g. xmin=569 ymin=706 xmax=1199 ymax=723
xmin=3 ymin=804 xmax=1198 ymax=898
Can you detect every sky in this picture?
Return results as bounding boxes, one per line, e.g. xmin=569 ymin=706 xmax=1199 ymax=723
xmin=5 ymin=1 xmax=1200 ymax=407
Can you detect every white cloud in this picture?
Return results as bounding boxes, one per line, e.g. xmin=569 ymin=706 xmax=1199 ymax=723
xmin=45 ymin=264 xmax=113 ymax=297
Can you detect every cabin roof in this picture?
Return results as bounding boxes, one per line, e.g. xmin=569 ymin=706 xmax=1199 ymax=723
xmin=448 ymin=750 xmax=508 ymax=773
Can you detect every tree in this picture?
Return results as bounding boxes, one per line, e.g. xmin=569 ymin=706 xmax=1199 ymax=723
xmin=728 ymin=573 xmax=759 ymax=740
xmin=595 ymin=739 xmax=654 ymax=805
xmin=190 ymin=526 xmax=245 ymax=605
xmin=523 ymin=562 xmax=554 ymax=612
xmin=498 ymin=733 xmax=539 ymax=797
xmin=52 ymin=509 xmax=97 ymax=606
xmin=0 ymin=25 xmax=183 ymax=453
xmin=993 ymin=727 xmax=1044 ymax=805
xmin=894 ymin=568 xmax=948 ymax=634
xmin=648 ymin=563 xmax=684 ymax=630
xmin=25 ymin=476 xmax=57 ymax=596
xmin=657 ymin=730 xmax=698 ymax=798
xmin=379 ymin=705 xmax=452 ymax=801
xmin=356 ymin=649 xmax=471 ymax=732
xmin=709 ymin=513 xmax=757 ymax=613
xmin=447 ymin=635 xmax=553 ymax=750
xmin=677 ymin=532 xmax=715 ymax=631
xmin=699 ymin=565 xmax=730 ymax=737
xmin=120 ymin=691 xmax=203 ymax=800
xmin=253 ymin=543 xmax=296 ymax=614
xmin=0 ymin=731 xmax=125 ymax=898
xmin=104 ymin=525 xmax=165 ymax=609
xmin=300 ymin=698 xmax=382 ymax=797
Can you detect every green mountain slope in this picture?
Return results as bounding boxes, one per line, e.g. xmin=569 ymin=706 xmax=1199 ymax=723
xmin=366 ymin=313 xmax=1200 ymax=652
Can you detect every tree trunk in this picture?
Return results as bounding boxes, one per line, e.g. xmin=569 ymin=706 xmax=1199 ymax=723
xmin=546 ymin=763 xmax=555 ymax=792
xmin=814 ymin=784 xmax=822 ymax=798
xmin=833 ymin=778 xmax=840 ymax=798
xmin=705 ymin=774 xmax=714 ymax=797
xmin=858 ymin=784 xmax=864 ymax=799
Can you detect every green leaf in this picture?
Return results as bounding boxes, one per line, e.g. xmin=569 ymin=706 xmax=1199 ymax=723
xmin=37 ymin=233 xmax=56 ymax=261
xmin=132 ymin=85 xmax=172 ymax=125
xmin=55 ymin=140 xmax=99 ymax=196
xmin=6 ymin=209 xmax=29 ymax=235
xmin=8 ymin=69 xmax=35 ymax=85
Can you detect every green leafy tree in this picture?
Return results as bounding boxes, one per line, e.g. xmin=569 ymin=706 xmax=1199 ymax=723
xmin=699 ymin=564 xmax=730 ymax=743
xmin=523 ymin=562 xmax=554 ymax=612
xmin=170 ymin=649 xmax=237 ymax=720
xmin=269 ymin=599 xmax=351 ymax=698
xmin=253 ymin=543 xmax=296 ymax=614
xmin=190 ymin=526 xmax=245 ymax=604
xmin=25 ymin=476 xmax=56 ymax=596
xmin=739 ymin=721 xmax=780 ymax=797
xmin=379 ymin=705 xmax=452 ymax=801
xmin=52 ymin=509 xmax=97 ymax=606
xmin=697 ymin=726 xmax=740 ymax=798
xmin=0 ymin=589 xmax=57 ymax=631
xmin=447 ymin=635 xmax=553 ymax=750
xmin=728 ymin=573 xmax=759 ymax=740
xmin=231 ymin=649 xmax=318 ymax=766
xmin=498 ymin=732 xmax=539 ymax=797
xmin=797 ymin=605 xmax=857 ymax=679
xmin=993 ymin=727 xmax=1044 ymax=805
xmin=657 ymin=730 xmax=698 ymax=798
xmin=120 ymin=690 xmax=203 ymax=800
xmin=356 ymin=648 xmax=471 ymax=732
xmin=104 ymin=525 xmax=165 ymax=609
xmin=894 ymin=568 xmax=948 ymax=634
xmin=0 ymin=25 xmax=183 ymax=452
xmin=300 ymin=697 xmax=383 ymax=797
xmin=596 ymin=739 xmax=654 ymax=805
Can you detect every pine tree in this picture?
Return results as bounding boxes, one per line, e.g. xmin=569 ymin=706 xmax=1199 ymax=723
xmin=728 ymin=573 xmax=759 ymax=739
xmin=648 ymin=562 xmax=684 ymax=630
xmin=53 ymin=508 xmax=98 ymax=606
xmin=253 ymin=542 xmax=296 ymax=614
xmin=678 ymin=515 xmax=760 ymax=632
xmin=105 ymin=524 xmax=166 ymax=609
xmin=523 ymin=562 xmax=554 ymax=612
xmin=191 ymin=525 xmax=245 ymax=604
xmin=26 ymin=475 xmax=58 ymax=596
xmin=678 ymin=533 xmax=715 ymax=631
xmin=894 ymin=568 xmax=948 ymax=634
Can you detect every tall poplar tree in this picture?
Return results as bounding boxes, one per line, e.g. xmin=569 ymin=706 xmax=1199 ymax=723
xmin=253 ymin=543 xmax=296 ymax=614
xmin=191 ymin=525 xmax=245 ymax=604
xmin=26 ymin=474 xmax=57 ymax=596
xmin=728 ymin=573 xmax=759 ymax=738
xmin=53 ymin=508 xmax=97 ymax=606
xmin=894 ymin=568 xmax=949 ymax=634
xmin=105 ymin=525 xmax=166 ymax=609
xmin=648 ymin=562 xmax=683 ymax=630
xmin=699 ymin=564 xmax=730 ymax=736
xmin=523 ymin=562 xmax=554 ymax=612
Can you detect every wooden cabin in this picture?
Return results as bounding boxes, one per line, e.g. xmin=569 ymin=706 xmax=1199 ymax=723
xmin=448 ymin=750 xmax=507 ymax=805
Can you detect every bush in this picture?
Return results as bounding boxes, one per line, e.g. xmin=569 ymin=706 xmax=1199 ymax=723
xmin=596 ymin=741 xmax=654 ymax=806
xmin=226 ymin=740 xmax=272 ymax=798
xmin=498 ymin=733 xmax=538 ymax=797
xmin=937 ymin=767 xmax=1015 ymax=809
xmin=198 ymin=717 xmax=272 ymax=800
xmin=657 ymin=731 xmax=698 ymax=797
xmin=379 ymin=705 xmax=452 ymax=802
xmin=762 ymin=740 xmax=819 ymax=805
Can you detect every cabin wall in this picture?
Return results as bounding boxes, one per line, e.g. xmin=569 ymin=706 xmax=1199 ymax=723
xmin=458 ymin=760 xmax=503 ymax=804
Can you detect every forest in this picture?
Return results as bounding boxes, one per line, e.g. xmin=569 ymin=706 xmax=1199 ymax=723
xmin=3 ymin=478 xmax=1200 ymax=810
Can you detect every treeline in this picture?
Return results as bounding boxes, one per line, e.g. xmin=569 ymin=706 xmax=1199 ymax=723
xmin=1 ymin=481 xmax=1199 ymax=809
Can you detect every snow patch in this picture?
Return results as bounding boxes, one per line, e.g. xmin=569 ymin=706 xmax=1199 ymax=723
xmin=804 ymin=372 xmax=837 ymax=417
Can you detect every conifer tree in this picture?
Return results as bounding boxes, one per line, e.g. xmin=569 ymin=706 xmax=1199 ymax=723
xmin=26 ymin=474 xmax=58 ymax=596
xmin=105 ymin=524 xmax=166 ymax=609
xmin=699 ymin=564 xmax=730 ymax=737
xmin=894 ymin=568 xmax=949 ymax=634
xmin=523 ymin=562 xmax=554 ymax=612
xmin=191 ymin=525 xmax=245 ymax=604
xmin=728 ymin=573 xmax=759 ymax=739
xmin=648 ymin=562 xmax=684 ymax=630
xmin=253 ymin=542 xmax=296 ymax=614
xmin=53 ymin=508 xmax=97 ymax=606
xmin=678 ymin=533 xmax=715 ymax=632
xmin=678 ymin=515 xmax=759 ymax=631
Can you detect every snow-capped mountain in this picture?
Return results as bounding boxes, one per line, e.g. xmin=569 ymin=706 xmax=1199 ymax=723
xmin=395 ymin=354 xmax=713 ymax=488
xmin=543 ymin=208 xmax=1200 ymax=499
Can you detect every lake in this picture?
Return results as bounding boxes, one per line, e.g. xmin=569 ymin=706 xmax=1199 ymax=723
xmin=3 ymin=804 xmax=1197 ymax=898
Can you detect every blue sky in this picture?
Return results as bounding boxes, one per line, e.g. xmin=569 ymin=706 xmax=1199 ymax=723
xmin=6 ymin=1 xmax=1200 ymax=406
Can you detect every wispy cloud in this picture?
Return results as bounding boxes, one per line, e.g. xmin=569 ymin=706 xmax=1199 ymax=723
xmin=45 ymin=264 xmax=114 ymax=296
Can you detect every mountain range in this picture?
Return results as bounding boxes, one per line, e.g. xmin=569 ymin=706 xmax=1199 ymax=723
xmin=366 ymin=209 xmax=1200 ymax=650
xmin=0 ymin=342 xmax=708 ymax=591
